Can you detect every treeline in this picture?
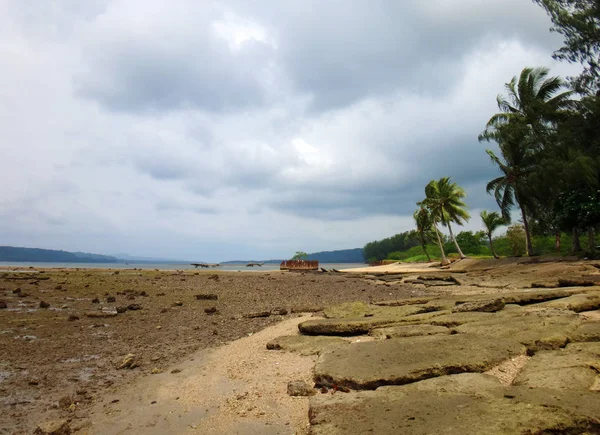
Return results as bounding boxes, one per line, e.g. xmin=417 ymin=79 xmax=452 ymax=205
xmin=363 ymin=231 xmax=421 ymax=262
xmin=0 ymin=246 xmax=121 ymax=263
xmin=305 ymin=248 xmax=365 ymax=263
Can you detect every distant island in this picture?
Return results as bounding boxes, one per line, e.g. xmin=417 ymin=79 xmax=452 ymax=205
xmin=0 ymin=246 xmax=366 ymax=264
xmin=0 ymin=246 xmax=122 ymax=263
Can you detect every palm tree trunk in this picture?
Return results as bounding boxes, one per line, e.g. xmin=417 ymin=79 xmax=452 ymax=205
xmin=488 ymin=234 xmax=499 ymax=259
xmin=419 ymin=234 xmax=431 ymax=262
xmin=434 ymin=225 xmax=449 ymax=266
xmin=446 ymin=222 xmax=466 ymax=259
xmin=519 ymin=204 xmax=534 ymax=256
xmin=572 ymin=227 xmax=582 ymax=253
xmin=555 ymin=229 xmax=561 ymax=253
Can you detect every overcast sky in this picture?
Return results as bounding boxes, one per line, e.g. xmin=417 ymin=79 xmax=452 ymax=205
xmin=0 ymin=1 xmax=582 ymax=261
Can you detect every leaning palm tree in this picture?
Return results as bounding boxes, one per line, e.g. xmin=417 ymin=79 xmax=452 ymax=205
xmin=480 ymin=211 xmax=507 ymax=259
xmin=479 ymin=67 xmax=573 ymax=256
xmin=481 ymin=122 xmax=536 ymax=256
xmin=413 ymin=207 xmax=433 ymax=262
xmin=420 ymin=177 xmax=471 ymax=259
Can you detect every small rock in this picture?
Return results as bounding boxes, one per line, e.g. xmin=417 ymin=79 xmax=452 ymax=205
xmin=91 ymin=298 xmax=100 ymax=304
xmin=172 ymin=301 xmax=183 ymax=307
xmin=160 ymin=307 xmax=169 ymax=313
xmin=58 ymin=396 xmax=73 ymax=408
xmin=171 ymin=368 xmax=182 ymax=374
xmin=272 ymin=308 xmax=288 ymax=316
xmin=85 ymin=311 xmax=117 ymax=318
xmin=204 ymin=307 xmax=219 ymax=315
xmin=13 ymin=288 xmax=21 ymax=294
xmin=39 ymin=301 xmax=50 ymax=309
xmin=208 ymin=274 xmax=219 ymax=281
xmin=116 ymin=306 xmax=127 ymax=313
xmin=127 ymin=304 xmax=142 ymax=311
xmin=127 ymin=295 xmax=135 ymax=300
xmin=34 ymin=419 xmax=71 ymax=435
xmin=244 ymin=311 xmax=271 ymax=318
xmin=320 ymin=386 xmax=328 ymax=394
xmin=195 ymin=293 xmax=218 ymax=300
xmin=287 ymin=380 xmax=316 ymax=396
xmin=156 ymin=325 xmax=162 ymax=330
xmin=68 ymin=315 xmax=80 ymax=322
xmin=113 ymin=271 xmax=120 ymax=275
xmin=29 ymin=378 xmax=40 ymax=386
xmin=452 ymin=298 xmax=505 ymax=313
xmin=151 ymin=368 xmax=162 ymax=374
xmin=106 ymin=296 xmax=116 ymax=303
xmin=54 ymin=285 xmax=63 ymax=290
xmin=118 ymin=354 xmax=138 ymax=369
xmin=0 ymin=300 xmax=7 ymax=309
xmin=140 ymin=291 xmax=148 ymax=297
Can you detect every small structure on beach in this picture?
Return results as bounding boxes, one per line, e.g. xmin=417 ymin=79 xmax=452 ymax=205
xmin=280 ymin=260 xmax=319 ymax=271
xmin=246 ymin=262 xmax=264 ymax=267
xmin=190 ymin=263 xmax=220 ymax=268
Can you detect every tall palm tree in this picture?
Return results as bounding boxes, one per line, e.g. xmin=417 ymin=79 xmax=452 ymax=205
xmin=413 ymin=207 xmax=433 ymax=262
xmin=480 ymin=211 xmax=507 ymax=259
xmin=480 ymin=67 xmax=574 ymax=256
xmin=420 ymin=177 xmax=470 ymax=259
xmin=485 ymin=67 xmax=574 ymax=147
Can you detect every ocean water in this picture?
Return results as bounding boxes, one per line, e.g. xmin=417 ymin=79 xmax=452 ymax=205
xmin=0 ymin=262 xmax=366 ymax=272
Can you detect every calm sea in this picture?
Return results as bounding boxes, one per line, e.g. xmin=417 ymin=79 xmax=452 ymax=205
xmin=0 ymin=262 xmax=365 ymax=272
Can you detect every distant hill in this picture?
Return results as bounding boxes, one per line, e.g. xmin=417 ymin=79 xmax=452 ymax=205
xmin=305 ymin=248 xmax=365 ymax=263
xmin=0 ymin=246 xmax=121 ymax=263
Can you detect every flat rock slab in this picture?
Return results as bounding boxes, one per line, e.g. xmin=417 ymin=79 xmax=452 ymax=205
xmin=456 ymin=313 xmax=580 ymax=352
xmin=514 ymin=347 xmax=600 ymax=390
xmin=299 ymin=306 xmax=441 ymax=336
xmin=370 ymin=324 xmax=450 ymax=339
xmin=428 ymin=312 xmax=498 ymax=327
xmin=266 ymin=335 xmax=348 ymax=356
xmin=299 ymin=316 xmax=409 ymax=336
xmin=569 ymin=322 xmax=600 ymax=342
xmin=532 ymin=293 xmax=600 ymax=312
xmin=452 ymin=298 xmax=505 ymax=313
xmin=309 ymin=373 xmax=600 ymax=435
xmin=323 ymin=302 xmax=426 ymax=319
xmin=314 ymin=334 xmax=525 ymax=390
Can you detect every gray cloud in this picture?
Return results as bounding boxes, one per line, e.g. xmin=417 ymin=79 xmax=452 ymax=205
xmin=0 ymin=0 xmax=582 ymax=260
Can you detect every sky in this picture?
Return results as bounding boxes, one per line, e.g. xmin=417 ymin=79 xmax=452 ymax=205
xmin=0 ymin=0 xmax=583 ymax=262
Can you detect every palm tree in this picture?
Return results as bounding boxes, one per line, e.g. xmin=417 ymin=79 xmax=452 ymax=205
xmin=480 ymin=67 xmax=574 ymax=256
xmin=480 ymin=211 xmax=507 ymax=259
xmin=420 ymin=177 xmax=471 ymax=259
xmin=413 ymin=207 xmax=433 ymax=262
xmin=484 ymin=67 xmax=574 ymax=147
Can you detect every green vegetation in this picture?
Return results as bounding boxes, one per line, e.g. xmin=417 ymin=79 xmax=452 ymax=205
xmin=291 ymin=251 xmax=308 ymax=260
xmin=0 ymin=246 xmax=121 ymax=263
xmin=417 ymin=177 xmax=471 ymax=263
xmin=533 ymin=0 xmax=600 ymax=95
xmin=480 ymin=211 xmax=506 ymax=258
